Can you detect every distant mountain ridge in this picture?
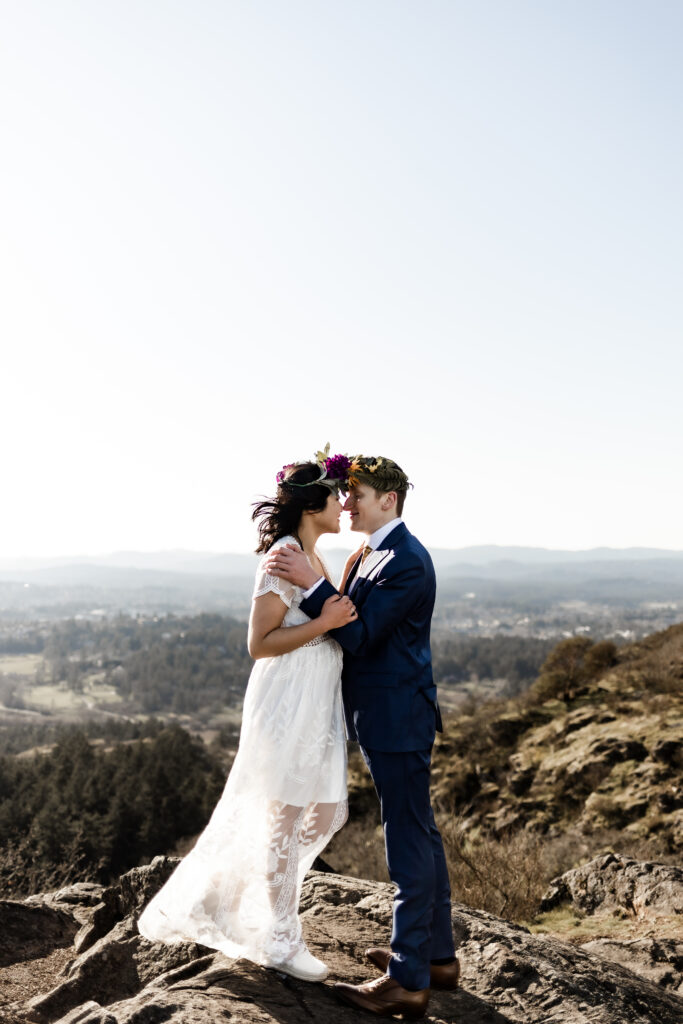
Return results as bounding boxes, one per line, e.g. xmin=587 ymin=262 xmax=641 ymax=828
xmin=2 ymin=548 xmax=683 ymax=608
xmin=0 ymin=551 xmax=259 ymax=577
xmin=2 ymin=544 xmax=683 ymax=578
xmin=432 ymin=544 xmax=683 ymax=566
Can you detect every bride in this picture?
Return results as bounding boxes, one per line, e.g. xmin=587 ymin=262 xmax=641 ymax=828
xmin=137 ymin=452 xmax=356 ymax=981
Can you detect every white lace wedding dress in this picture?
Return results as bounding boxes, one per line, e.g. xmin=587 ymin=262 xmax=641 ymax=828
xmin=137 ymin=537 xmax=347 ymax=965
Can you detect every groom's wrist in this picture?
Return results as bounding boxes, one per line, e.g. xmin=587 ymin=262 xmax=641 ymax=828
xmin=302 ymin=576 xmax=324 ymax=599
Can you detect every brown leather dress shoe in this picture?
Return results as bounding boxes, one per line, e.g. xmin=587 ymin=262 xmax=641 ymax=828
xmin=365 ymin=947 xmax=461 ymax=991
xmin=334 ymin=974 xmax=429 ymax=1019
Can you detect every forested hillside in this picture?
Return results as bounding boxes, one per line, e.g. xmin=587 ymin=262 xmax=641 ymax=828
xmin=1 ymin=615 xmax=552 ymax=724
xmin=0 ymin=614 xmax=252 ymax=717
xmin=2 ymin=618 xmax=679 ymax=923
xmin=0 ymin=725 xmax=224 ymax=896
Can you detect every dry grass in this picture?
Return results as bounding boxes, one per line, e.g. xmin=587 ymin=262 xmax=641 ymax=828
xmin=324 ymin=817 xmax=389 ymax=883
xmin=328 ymin=816 xmax=585 ymax=922
xmin=527 ymin=905 xmax=683 ymax=944
xmin=440 ymin=821 xmax=551 ymax=921
xmin=439 ymin=819 xmax=680 ymax=923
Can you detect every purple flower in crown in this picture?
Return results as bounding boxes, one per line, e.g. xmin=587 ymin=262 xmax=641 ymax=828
xmin=324 ymin=453 xmax=352 ymax=482
xmin=276 ymin=463 xmax=295 ymax=484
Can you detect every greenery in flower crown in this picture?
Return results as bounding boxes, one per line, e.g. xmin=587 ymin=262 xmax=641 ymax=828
xmin=347 ymin=455 xmax=412 ymax=493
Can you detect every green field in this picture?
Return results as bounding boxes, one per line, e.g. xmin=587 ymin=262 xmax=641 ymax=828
xmin=19 ymin=676 xmax=123 ymax=714
xmin=0 ymin=654 xmax=43 ymax=676
xmin=21 ymin=683 xmax=83 ymax=711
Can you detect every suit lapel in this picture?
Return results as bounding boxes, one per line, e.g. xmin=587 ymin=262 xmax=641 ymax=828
xmin=347 ymin=523 xmax=409 ymax=594
xmin=379 ymin=522 xmax=408 ymax=549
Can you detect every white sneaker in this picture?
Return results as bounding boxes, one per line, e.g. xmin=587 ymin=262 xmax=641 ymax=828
xmin=266 ymin=944 xmax=329 ymax=982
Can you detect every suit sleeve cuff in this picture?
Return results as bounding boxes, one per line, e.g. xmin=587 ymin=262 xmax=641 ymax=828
xmin=302 ymin=576 xmax=325 ymax=599
xmin=300 ymin=577 xmax=337 ymax=618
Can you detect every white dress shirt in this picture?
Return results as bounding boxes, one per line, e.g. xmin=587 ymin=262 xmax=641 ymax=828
xmin=302 ymin=517 xmax=403 ymax=599
xmin=365 ymin=517 xmax=403 ymax=553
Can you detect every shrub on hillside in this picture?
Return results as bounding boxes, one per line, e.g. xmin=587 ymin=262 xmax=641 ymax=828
xmin=529 ymin=637 xmax=617 ymax=704
xmin=441 ymin=821 xmax=548 ymax=921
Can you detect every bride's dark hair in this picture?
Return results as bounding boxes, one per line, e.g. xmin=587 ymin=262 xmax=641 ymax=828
xmin=252 ymin=462 xmax=333 ymax=554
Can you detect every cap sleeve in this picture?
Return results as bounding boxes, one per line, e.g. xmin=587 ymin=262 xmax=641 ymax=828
xmin=252 ymin=537 xmax=299 ymax=609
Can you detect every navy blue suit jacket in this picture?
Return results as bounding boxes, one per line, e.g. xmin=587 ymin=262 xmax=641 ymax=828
xmin=299 ymin=523 xmax=442 ymax=752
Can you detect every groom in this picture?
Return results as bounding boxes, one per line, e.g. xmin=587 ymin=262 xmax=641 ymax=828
xmin=266 ymin=455 xmax=457 ymax=1018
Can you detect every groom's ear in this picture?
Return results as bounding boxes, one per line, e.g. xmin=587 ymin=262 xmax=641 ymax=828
xmin=379 ymin=491 xmax=398 ymax=512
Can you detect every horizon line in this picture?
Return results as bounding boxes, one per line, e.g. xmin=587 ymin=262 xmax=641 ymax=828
xmin=3 ymin=541 xmax=683 ymax=563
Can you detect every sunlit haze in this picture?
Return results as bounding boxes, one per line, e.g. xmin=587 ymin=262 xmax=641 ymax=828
xmin=2 ymin=1 xmax=682 ymax=558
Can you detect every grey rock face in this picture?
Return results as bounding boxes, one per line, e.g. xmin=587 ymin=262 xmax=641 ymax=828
xmin=583 ymin=937 xmax=683 ymax=995
xmin=25 ymin=883 xmax=104 ymax=914
xmin=71 ymin=856 xmax=179 ymax=955
xmin=541 ymin=852 xmax=683 ymax=916
xmin=27 ymin=917 xmax=209 ymax=1022
xmin=24 ymin=883 xmax=106 ymax=943
xmin=317 ymin=874 xmax=682 ymax=1024
xmin=4 ymin=858 xmax=682 ymax=1024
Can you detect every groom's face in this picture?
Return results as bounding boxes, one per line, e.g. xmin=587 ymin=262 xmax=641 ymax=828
xmin=343 ymin=483 xmax=387 ymax=534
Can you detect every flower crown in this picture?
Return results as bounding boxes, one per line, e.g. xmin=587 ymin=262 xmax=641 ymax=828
xmin=276 ymin=443 xmax=352 ymax=494
xmin=276 ymin=447 xmax=412 ymax=495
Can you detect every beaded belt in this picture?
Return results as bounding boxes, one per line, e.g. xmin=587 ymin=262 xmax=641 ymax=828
xmin=302 ymin=633 xmax=330 ymax=648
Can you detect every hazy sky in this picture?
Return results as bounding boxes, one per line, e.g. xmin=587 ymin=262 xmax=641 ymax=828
xmin=2 ymin=1 xmax=682 ymax=557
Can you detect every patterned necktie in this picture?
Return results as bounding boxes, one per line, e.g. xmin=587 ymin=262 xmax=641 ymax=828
xmin=360 ymin=544 xmax=373 ymax=565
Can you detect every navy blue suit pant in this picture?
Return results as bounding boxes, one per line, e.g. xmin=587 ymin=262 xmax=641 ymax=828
xmin=359 ymin=745 xmax=455 ymax=991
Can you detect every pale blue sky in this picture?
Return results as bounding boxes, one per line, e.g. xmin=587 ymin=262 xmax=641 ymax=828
xmin=2 ymin=1 xmax=681 ymax=556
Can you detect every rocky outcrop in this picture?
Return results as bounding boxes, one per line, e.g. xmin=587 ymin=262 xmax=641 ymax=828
xmin=25 ymin=883 xmax=104 ymax=926
xmin=68 ymin=856 xmax=178 ymax=954
xmin=582 ymin=937 xmax=683 ymax=995
xmin=537 ymin=853 xmax=683 ymax=996
xmin=0 ymin=857 xmax=679 ymax=1024
xmin=427 ymin=625 xmax=683 ymax=849
xmin=541 ymin=853 xmax=683 ymax=916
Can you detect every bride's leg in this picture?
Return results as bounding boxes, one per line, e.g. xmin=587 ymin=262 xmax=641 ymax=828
xmin=214 ymin=875 xmax=247 ymax=916
xmin=265 ymin=801 xmax=306 ymax=958
xmin=297 ymin=800 xmax=348 ymax=865
xmin=262 ymin=800 xmax=346 ymax=963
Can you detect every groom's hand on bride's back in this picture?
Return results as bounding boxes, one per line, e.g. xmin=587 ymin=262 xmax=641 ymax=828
xmin=265 ymin=544 xmax=320 ymax=589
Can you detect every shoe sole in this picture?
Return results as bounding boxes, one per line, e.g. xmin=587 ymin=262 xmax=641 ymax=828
xmin=335 ymin=989 xmax=427 ymax=1020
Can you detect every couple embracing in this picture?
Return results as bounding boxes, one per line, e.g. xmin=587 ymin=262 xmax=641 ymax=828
xmin=138 ymin=449 xmax=458 ymax=1019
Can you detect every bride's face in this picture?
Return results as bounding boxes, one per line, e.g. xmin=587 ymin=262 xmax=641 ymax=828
xmin=310 ymin=492 xmax=343 ymax=534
